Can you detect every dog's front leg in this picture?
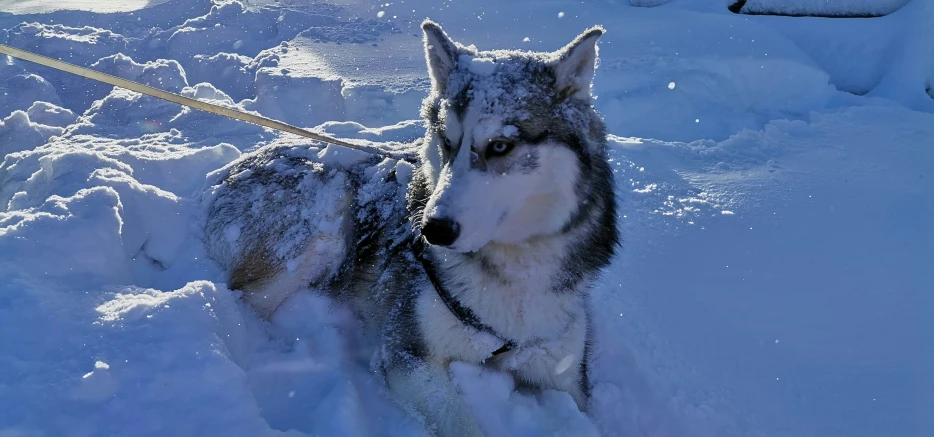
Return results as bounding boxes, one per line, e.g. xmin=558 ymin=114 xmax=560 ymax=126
xmin=384 ymin=358 xmax=483 ymax=437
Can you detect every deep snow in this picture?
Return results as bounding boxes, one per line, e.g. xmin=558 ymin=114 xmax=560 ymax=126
xmin=1 ymin=0 xmax=932 ymax=436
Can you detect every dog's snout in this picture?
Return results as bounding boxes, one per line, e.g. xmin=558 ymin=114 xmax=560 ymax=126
xmin=422 ymin=217 xmax=460 ymax=247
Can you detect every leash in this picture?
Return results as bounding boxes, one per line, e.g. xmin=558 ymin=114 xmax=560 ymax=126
xmin=0 ymin=43 xmax=395 ymax=158
xmin=412 ymin=237 xmax=516 ymax=358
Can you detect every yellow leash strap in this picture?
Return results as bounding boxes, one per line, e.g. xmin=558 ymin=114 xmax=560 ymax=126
xmin=0 ymin=43 xmax=394 ymax=158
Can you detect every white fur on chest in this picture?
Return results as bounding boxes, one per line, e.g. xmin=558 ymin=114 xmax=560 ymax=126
xmin=415 ymin=237 xmax=589 ymax=404
xmin=440 ymin=237 xmax=584 ymax=343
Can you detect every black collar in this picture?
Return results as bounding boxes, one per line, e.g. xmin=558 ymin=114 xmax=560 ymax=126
xmin=412 ymin=237 xmax=515 ymax=357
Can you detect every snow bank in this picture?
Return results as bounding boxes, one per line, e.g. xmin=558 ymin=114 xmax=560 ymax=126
xmin=732 ymin=0 xmax=911 ymax=17
xmin=0 ymin=56 xmax=61 ymax=112
xmin=244 ymin=64 xmax=347 ymax=128
xmin=92 ymin=54 xmax=189 ymax=92
xmin=163 ymin=1 xmax=396 ymax=60
xmin=0 ymin=0 xmax=174 ymax=14
xmin=42 ymin=51 xmax=271 ymax=144
xmin=5 ymin=22 xmax=128 ymax=64
xmin=594 ymin=9 xmax=837 ymax=141
xmin=26 ymin=100 xmax=77 ymax=126
xmin=342 ymin=84 xmax=427 ymax=127
xmin=165 ymin=2 xmax=274 ymax=59
xmin=0 ymin=276 xmax=282 ymax=435
xmin=0 ymin=186 xmax=131 ymax=285
xmin=187 ymin=52 xmax=257 ymax=101
xmin=0 ymin=101 xmax=74 ymax=154
xmin=0 ymin=108 xmax=63 ymax=154
xmin=0 ymin=137 xmax=239 ymax=209
xmin=452 ymin=362 xmax=601 ymax=437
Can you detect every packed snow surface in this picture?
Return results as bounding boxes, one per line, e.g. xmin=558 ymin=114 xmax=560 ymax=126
xmin=1 ymin=0 xmax=932 ymax=436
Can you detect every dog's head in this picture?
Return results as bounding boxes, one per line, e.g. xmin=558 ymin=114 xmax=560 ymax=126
xmin=417 ymin=20 xmax=607 ymax=252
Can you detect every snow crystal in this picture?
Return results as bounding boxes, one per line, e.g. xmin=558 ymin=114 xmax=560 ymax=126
xmin=502 ymin=125 xmax=519 ymax=138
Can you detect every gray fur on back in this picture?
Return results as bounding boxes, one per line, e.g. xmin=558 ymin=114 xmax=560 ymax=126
xmin=202 ymin=144 xmax=410 ymax=289
xmin=201 ymin=141 xmax=432 ymax=359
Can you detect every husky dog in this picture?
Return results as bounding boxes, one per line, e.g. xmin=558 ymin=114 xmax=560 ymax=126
xmin=203 ymin=20 xmax=617 ymax=436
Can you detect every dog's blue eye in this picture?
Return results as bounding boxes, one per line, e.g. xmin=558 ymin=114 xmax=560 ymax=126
xmin=487 ymin=141 xmax=514 ymax=158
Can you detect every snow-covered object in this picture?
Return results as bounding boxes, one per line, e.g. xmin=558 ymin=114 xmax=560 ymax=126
xmin=732 ymin=0 xmax=911 ymax=17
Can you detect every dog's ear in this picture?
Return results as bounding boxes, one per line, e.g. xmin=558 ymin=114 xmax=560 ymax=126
xmin=422 ymin=19 xmax=459 ymax=93
xmin=550 ymin=26 xmax=604 ymax=102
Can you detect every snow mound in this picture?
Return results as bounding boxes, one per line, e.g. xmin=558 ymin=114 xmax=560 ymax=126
xmin=0 ymin=278 xmax=282 ymax=435
xmin=163 ymin=1 xmax=396 ymax=60
xmin=91 ymin=53 xmax=189 ymax=92
xmin=5 ymin=22 xmax=128 ymax=64
xmin=243 ymin=62 xmax=347 ymax=128
xmin=187 ymin=52 xmax=257 ymax=101
xmin=451 ymin=362 xmax=601 ymax=437
xmin=0 ymin=57 xmax=62 ymax=112
xmin=0 ymin=108 xmax=63 ymax=154
xmin=26 ymin=100 xmax=76 ymax=126
xmin=595 ymin=10 xmax=838 ymax=141
xmin=0 ymin=0 xmax=175 ymax=14
xmin=64 ymin=55 xmax=268 ymax=142
xmin=732 ymin=0 xmax=910 ymax=17
xmin=0 ymin=186 xmax=130 ymax=285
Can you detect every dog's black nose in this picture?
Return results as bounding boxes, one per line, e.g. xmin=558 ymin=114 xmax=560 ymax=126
xmin=422 ymin=217 xmax=460 ymax=247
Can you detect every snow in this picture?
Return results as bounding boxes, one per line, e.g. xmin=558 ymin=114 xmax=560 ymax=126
xmin=0 ymin=0 xmax=173 ymax=15
xmin=1 ymin=0 xmax=932 ymax=436
xmin=502 ymin=124 xmax=518 ymax=138
xmin=734 ymin=0 xmax=911 ymax=17
xmin=0 ymin=108 xmax=65 ymax=154
xmin=464 ymin=55 xmax=498 ymax=76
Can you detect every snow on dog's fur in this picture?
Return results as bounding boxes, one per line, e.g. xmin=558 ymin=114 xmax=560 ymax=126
xmin=202 ymin=20 xmax=618 ymax=436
